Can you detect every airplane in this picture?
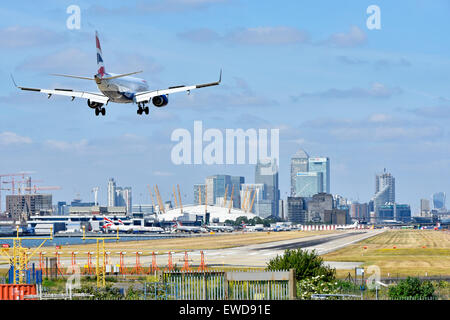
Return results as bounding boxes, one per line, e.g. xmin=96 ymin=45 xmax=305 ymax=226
xmin=205 ymin=224 xmax=234 ymax=233
xmin=11 ymin=31 xmax=221 ymax=116
xmin=171 ymin=220 xmax=207 ymax=233
xmin=336 ymin=221 xmax=359 ymax=230
xmin=241 ymin=222 xmax=264 ymax=232
xmin=102 ymin=216 xmax=164 ymax=233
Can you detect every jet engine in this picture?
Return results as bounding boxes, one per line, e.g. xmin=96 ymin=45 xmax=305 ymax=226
xmin=152 ymin=95 xmax=169 ymax=107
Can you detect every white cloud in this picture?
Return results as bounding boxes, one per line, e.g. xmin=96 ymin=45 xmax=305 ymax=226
xmin=326 ymin=25 xmax=367 ymax=48
xmin=0 ymin=132 xmax=32 ymax=146
xmin=44 ymin=139 xmax=89 ymax=152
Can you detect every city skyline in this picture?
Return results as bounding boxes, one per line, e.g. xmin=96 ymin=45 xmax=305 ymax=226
xmin=1 ymin=1 xmax=450 ymax=215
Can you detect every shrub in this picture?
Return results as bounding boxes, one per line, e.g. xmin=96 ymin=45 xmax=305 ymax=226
xmin=388 ymin=277 xmax=435 ymax=300
xmin=266 ymin=248 xmax=336 ymax=282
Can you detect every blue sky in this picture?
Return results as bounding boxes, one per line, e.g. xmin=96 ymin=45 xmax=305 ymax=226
xmin=1 ymin=0 xmax=450 ymax=214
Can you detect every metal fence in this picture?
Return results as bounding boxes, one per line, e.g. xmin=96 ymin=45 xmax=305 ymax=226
xmin=160 ymin=269 xmax=295 ymax=300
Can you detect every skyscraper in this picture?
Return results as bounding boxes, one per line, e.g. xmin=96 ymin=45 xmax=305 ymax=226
xmin=420 ymin=199 xmax=431 ymax=216
xmin=308 ymin=157 xmax=330 ymax=193
xmin=255 ymin=158 xmax=280 ymax=217
xmin=205 ymin=175 xmax=244 ymax=207
xmin=107 ymin=178 xmax=116 ymax=207
xmin=115 ymin=187 xmax=132 ymax=214
xmin=432 ymin=192 xmax=446 ymax=210
xmin=373 ymin=170 xmax=395 ymax=216
xmin=295 ymin=172 xmax=323 ymax=198
xmin=290 ymin=149 xmax=309 ymax=196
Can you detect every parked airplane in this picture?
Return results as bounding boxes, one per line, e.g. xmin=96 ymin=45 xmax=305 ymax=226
xmin=336 ymin=221 xmax=359 ymax=230
xmin=103 ymin=217 xmax=164 ymax=233
xmin=205 ymin=224 xmax=234 ymax=233
xmin=172 ymin=220 xmax=207 ymax=233
xmin=11 ymin=31 xmax=221 ymax=116
xmin=241 ymin=223 xmax=264 ymax=232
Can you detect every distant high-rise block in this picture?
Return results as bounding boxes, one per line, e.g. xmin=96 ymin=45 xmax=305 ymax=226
xmin=255 ymin=158 xmax=280 ymax=217
xmin=107 ymin=178 xmax=116 ymax=207
xmin=432 ymin=192 xmax=446 ymax=210
xmin=295 ymin=172 xmax=323 ymax=198
xmin=290 ymin=149 xmax=309 ymax=196
xmin=205 ymin=175 xmax=244 ymax=208
xmin=308 ymin=157 xmax=330 ymax=194
xmin=287 ymin=197 xmax=307 ymax=224
xmin=420 ymin=199 xmax=431 ymax=216
xmin=373 ymin=170 xmax=395 ymax=217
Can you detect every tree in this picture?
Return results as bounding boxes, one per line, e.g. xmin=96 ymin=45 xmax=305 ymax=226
xmin=266 ymin=248 xmax=336 ymax=282
xmin=388 ymin=277 xmax=435 ymax=300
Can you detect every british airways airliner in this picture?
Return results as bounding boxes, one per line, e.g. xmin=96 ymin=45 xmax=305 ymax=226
xmin=12 ymin=31 xmax=221 ymax=116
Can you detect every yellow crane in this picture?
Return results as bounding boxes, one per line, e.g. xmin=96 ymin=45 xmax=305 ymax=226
xmin=228 ymin=185 xmax=234 ymax=214
xmin=223 ymin=185 xmax=228 ymax=208
xmin=154 ymin=185 xmax=165 ymax=214
xmin=0 ymin=226 xmax=53 ymax=284
xmin=248 ymin=188 xmax=257 ymax=213
xmin=177 ymin=184 xmax=183 ymax=214
xmin=241 ymin=186 xmax=249 ymax=210
xmin=172 ymin=186 xmax=179 ymax=208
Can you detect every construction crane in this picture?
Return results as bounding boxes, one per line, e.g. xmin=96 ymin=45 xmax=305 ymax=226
xmin=23 ymin=185 xmax=61 ymax=194
xmin=198 ymin=185 xmax=202 ymax=205
xmin=0 ymin=172 xmax=33 ymax=212
xmin=92 ymin=187 xmax=99 ymax=206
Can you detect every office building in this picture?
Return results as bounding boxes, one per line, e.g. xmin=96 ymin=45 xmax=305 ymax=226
xmin=373 ymin=170 xmax=395 ymax=217
xmin=307 ymin=193 xmax=334 ymax=223
xmin=116 ymin=187 xmax=132 ymax=214
xmin=420 ymin=199 xmax=431 ymax=217
xmin=433 ymin=192 xmax=446 ymax=210
xmin=308 ymin=157 xmax=330 ymax=193
xmin=290 ymin=149 xmax=309 ymax=196
xmin=287 ymin=197 xmax=307 ymax=224
xmin=324 ymin=209 xmax=350 ymax=225
xmin=6 ymin=194 xmax=53 ymax=220
xmin=107 ymin=178 xmax=116 ymax=207
xmin=295 ymin=172 xmax=323 ymax=198
xmin=350 ymin=202 xmax=369 ymax=222
xmin=205 ymin=175 xmax=245 ymax=207
xmin=255 ymin=158 xmax=280 ymax=217
xmin=194 ymin=184 xmax=206 ymax=205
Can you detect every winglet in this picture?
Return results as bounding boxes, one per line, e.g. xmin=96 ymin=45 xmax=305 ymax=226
xmin=219 ymin=69 xmax=222 ymax=83
xmin=10 ymin=74 xmax=18 ymax=88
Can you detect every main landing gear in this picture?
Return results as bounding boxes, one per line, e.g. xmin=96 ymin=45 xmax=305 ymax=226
xmin=95 ymin=107 xmax=106 ymax=116
xmin=137 ymin=102 xmax=149 ymax=115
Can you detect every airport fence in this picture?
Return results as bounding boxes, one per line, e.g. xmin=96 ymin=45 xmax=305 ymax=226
xmin=154 ymin=269 xmax=296 ymax=300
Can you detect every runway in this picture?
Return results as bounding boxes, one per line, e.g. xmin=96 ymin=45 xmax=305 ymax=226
xmin=0 ymin=229 xmax=384 ymax=270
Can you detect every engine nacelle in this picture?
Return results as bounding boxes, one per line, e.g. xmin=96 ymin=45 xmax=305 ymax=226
xmin=87 ymin=99 xmax=104 ymax=109
xmin=152 ymin=95 xmax=169 ymax=107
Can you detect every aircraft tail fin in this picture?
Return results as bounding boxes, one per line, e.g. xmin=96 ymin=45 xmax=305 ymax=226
xmin=96 ymin=31 xmax=106 ymax=78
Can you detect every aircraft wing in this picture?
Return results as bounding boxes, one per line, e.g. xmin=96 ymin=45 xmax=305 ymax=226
xmin=12 ymin=76 xmax=109 ymax=104
xmin=134 ymin=70 xmax=221 ymax=104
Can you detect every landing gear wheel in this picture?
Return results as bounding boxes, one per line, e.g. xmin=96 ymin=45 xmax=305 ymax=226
xmin=95 ymin=108 xmax=100 ymax=116
xmin=137 ymin=108 xmax=143 ymax=115
xmin=144 ymin=106 xmax=149 ymax=115
xmin=101 ymin=108 xmax=106 ymax=116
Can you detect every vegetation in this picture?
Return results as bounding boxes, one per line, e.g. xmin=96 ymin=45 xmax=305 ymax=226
xmin=322 ymin=230 xmax=450 ymax=278
xmin=296 ymin=275 xmax=340 ymax=299
xmin=388 ymin=277 xmax=436 ymax=300
xmin=266 ymin=248 xmax=336 ymax=282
